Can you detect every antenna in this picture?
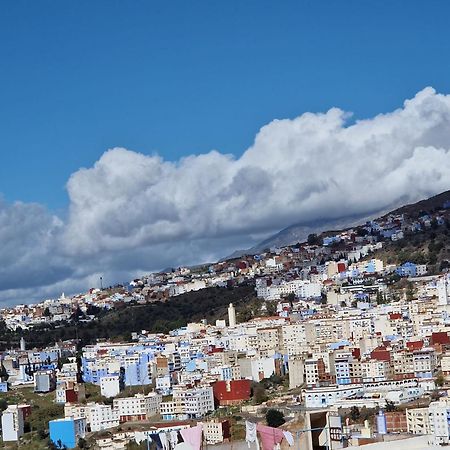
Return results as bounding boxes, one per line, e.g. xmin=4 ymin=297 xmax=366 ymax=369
xmin=100 ymin=276 xmax=103 ymax=290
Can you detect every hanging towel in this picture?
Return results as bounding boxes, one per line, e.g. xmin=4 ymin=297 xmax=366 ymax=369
xmin=283 ymin=431 xmax=294 ymax=446
xmin=180 ymin=424 xmax=203 ymax=450
xmin=159 ymin=432 xmax=170 ymax=450
xmin=170 ymin=430 xmax=180 ymax=449
xmin=150 ymin=434 xmax=163 ymax=450
xmin=245 ymin=421 xmax=260 ymax=449
xmin=256 ymin=424 xmax=285 ymax=450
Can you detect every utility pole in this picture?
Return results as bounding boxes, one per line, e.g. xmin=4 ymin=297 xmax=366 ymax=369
xmin=100 ymin=276 xmax=103 ymax=290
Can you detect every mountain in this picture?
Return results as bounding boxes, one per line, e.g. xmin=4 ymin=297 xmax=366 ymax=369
xmin=387 ymin=189 xmax=450 ymax=218
xmin=225 ymin=213 xmax=376 ymax=259
xmin=226 ymin=190 xmax=450 ymax=259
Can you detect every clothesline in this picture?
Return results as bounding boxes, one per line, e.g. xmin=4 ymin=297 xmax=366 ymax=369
xmin=245 ymin=421 xmax=294 ymax=450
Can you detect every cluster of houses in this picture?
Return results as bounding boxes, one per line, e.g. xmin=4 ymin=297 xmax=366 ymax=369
xmin=0 ymin=202 xmax=450 ymax=448
xmin=2 ymin=271 xmax=450 ymax=449
xmin=2 ymin=201 xmax=449 ymax=333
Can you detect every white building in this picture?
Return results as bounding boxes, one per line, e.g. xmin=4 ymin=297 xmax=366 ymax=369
xmin=406 ymin=407 xmax=430 ymax=435
xmin=113 ymin=393 xmax=162 ymax=422
xmin=88 ymin=404 xmax=120 ymax=432
xmin=168 ymin=280 xmax=206 ymax=296
xmin=303 ymin=384 xmax=364 ymax=408
xmin=428 ymin=401 xmax=450 ymax=445
xmin=413 ymin=348 xmax=436 ymax=378
xmin=441 ymin=353 xmax=450 ymax=380
xmin=288 ymin=357 xmax=305 ymax=389
xmin=1 ymin=405 xmax=24 ymax=442
xmin=407 ymin=400 xmax=450 ymax=445
xmin=257 ymin=279 xmax=321 ymax=300
xmin=282 ymin=324 xmax=308 ymax=355
xmin=202 ymin=420 xmax=229 ymax=444
xmin=238 ymin=357 xmax=275 ymax=382
xmin=304 ymin=358 xmax=320 ymax=387
xmin=160 ymin=385 xmax=214 ymax=420
xmin=100 ymin=375 xmax=120 ymax=398
xmin=156 ymin=374 xmax=172 ymax=395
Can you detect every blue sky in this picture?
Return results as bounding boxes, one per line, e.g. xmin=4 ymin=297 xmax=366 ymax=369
xmin=2 ymin=0 xmax=450 ymax=209
xmin=2 ymin=1 xmax=450 ymax=304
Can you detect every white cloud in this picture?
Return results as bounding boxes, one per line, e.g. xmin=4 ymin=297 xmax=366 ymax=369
xmin=1 ymin=87 xmax=450 ymax=305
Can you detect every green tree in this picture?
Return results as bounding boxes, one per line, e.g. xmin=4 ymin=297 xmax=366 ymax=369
xmin=385 ymin=401 xmax=396 ymax=412
xmin=252 ymin=383 xmax=268 ymax=405
xmin=266 ymin=409 xmax=285 ymax=428
xmin=0 ymin=398 xmax=8 ymax=412
xmin=350 ymin=406 xmax=360 ymax=422
xmin=0 ymin=363 xmax=9 ymax=381
xmin=376 ymin=291 xmax=384 ymax=304
xmin=307 ymin=233 xmax=320 ymax=245
xmin=265 ymin=301 xmax=277 ymax=317
xmin=406 ymin=282 xmax=416 ymax=301
xmin=435 ymin=372 xmax=445 ymax=387
xmin=78 ymin=437 xmax=89 ymax=449
xmin=285 ymin=292 xmax=296 ymax=302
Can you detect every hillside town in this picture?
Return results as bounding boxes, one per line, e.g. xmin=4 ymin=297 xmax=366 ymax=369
xmin=0 ymin=200 xmax=450 ymax=449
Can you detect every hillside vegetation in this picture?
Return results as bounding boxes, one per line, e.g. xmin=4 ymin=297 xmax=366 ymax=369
xmin=374 ymin=190 xmax=450 ymax=272
xmin=0 ymin=283 xmax=257 ymax=350
xmin=376 ymin=221 xmax=450 ymax=273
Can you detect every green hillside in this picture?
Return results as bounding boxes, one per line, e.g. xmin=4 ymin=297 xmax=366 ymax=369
xmin=0 ymin=283 xmax=258 ymax=350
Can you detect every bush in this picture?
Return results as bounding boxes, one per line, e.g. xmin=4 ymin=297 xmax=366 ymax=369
xmin=265 ymin=409 xmax=285 ymax=428
xmin=252 ymin=383 xmax=268 ymax=405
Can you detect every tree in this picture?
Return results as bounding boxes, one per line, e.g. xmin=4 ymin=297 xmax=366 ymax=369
xmin=0 ymin=398 xmax=7 ymax=412
xmin=252 ymin=383 xmax=268 ymax=405
xmin=435 ymin=372 xmax=445 ymax=387
xmin=350 ymin=406 xmax=360 ymax=422
xmin=385 ymin=401 xmax=396 ymax=412
xmin=78 ymin=437 xmax=88 ymax=449
xmin=266 ymin=409 xmax=285 ymax=428
xmin=265 ymin=301 xmax=277 ymax=317
xmin=71 ymin=307 xmax=85 ymax=323
xmin=356 ymin=228 xmax=368 ymax=237
xmin=405 ymin=282 xmax=416 ymax=301
xmin=0 ymin=363 xmax=9 ymax=381
xmin=307 ymin=233 xmax=320 ymax=245
xmin=285 ymin=292 xmax=296 ymax=302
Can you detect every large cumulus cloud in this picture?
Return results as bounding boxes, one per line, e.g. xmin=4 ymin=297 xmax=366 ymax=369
xmin=1 ymin=87 xmax=450 ymax=305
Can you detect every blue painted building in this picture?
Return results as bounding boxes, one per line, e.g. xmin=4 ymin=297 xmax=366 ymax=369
xmin=81 ymin=358 xmax=108 ymax=384
xmin=49 ymin=417 xmax=86 ymax=449
xmin=323 ymin=236 xmax=340 ymax=246
xmin=365 ymin=261 xmax=376 ymax=273
xmin=396 ymin=262 xmax=417 ymax=277
xmin=125 ymin=351 xmax=155 ymax=386
xmin=0 ymin=381 xmax=8 ymax=392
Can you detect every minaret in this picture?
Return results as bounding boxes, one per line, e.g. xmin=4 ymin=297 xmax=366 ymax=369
xmin=228 ymin=303 xmax=236 ymax=327
xmin=438 ymin=276 xmax=449 ymax=306
xmin=20 ymin=337 xmax=26 ymax=351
